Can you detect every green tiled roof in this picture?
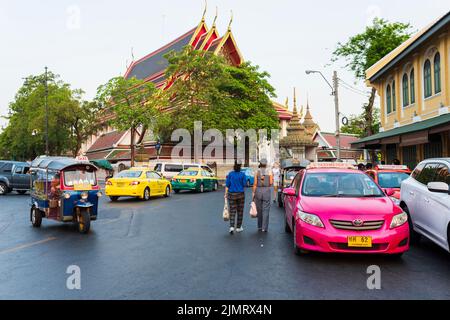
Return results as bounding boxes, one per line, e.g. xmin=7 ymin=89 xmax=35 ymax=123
xmin=352 ymin=112 xmax=450 ymax=145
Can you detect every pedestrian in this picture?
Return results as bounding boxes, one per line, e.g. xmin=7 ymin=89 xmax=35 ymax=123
xmin=366 ymin=163 xmax=373 ymax=170
xmin=224 ymin=160 xmax=246 ymax=234
xmin=392 ymin=159 xmax=401 ymax=165
xmin=357 ymin=163 xmax=365 ymax=171
xmin=272 ymin=162 xmax=280 ymax=203
xmin=252 ymin=159 xmax=273 ymax=232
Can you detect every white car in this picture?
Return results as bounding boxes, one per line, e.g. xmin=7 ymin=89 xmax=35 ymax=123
xmin=400 ymin=158 xmax=450 ymax=252
xmin=152 ymin=162 xmax=213 ymax=179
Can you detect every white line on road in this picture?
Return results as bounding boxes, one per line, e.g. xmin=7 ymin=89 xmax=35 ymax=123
xmin=0 ymin=237 xmax=57 ymax=255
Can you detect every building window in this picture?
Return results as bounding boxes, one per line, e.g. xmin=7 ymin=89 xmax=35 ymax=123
xmin=392 ymin=80 xmax=396 ymax=111
xmin=386 ymin=84 xmax=392 ymax=114
xmin=410 ymin=69 xmax=415 ymax=104
xmin=402 ymin=74 xmax=409 ymax=107
xmin=424 ymin=59 xmax=432 ymax=98
xmin=434 ymin=52 xmax=441 ymax=94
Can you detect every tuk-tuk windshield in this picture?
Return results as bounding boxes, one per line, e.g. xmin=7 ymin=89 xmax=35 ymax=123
xmin=64 ymin=169 xmax=97 ymax=187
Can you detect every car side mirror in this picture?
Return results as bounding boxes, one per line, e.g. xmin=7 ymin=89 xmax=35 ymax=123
xmin=427 ymin=182 xmax=450 ymax=194
xmin=384 ymin=188 xmax=395 ymax=197
xmin=283 ymin=187 xmax=296 ymax=197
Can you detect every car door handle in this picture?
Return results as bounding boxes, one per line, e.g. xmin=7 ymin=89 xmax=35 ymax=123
xmin=423 ymin=197 xmax=430 ymax=203
xmin=409 ymin=191 xmax=414 ymax=196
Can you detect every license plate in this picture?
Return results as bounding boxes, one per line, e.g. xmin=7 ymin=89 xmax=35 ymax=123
xmin=348 ymin=236 xmax=372 ymax=247
xmin=117 ymin=183 xmax=126 ymax=187
xmin=181 ymin=180 xmax=188 ymax=183
xmin=74 ymin=184 xmax=92 ymax=191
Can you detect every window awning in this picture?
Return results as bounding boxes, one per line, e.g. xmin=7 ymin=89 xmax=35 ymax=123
xmin=351 ymin=112 xmax=450 ymax=148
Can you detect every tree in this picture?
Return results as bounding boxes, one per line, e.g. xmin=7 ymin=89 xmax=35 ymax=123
xmin=341 ymin=106 xmax=380 ymax=137
xmin=96 ymin=77 xmax=162 ymax=167
xmin=161 ymin=47 xmax=279 ymax=163
xmin=332 ymin=18 xmax=412 ymax=136
xmin=0 ymin=71 xmax=99 ymax=160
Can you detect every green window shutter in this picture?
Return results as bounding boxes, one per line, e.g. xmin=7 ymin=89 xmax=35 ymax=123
xmin=424 ymin=59 xmax=432 ymax=98
xmin=402 ymin=74 xmax=409 ymax=107
xmin=386 ymin=84 xmax=392 ymax=114
xmin=410 ymin=69 xmax=415 ymax=104
xmin=434 ymin=53 xmax=441 ymax=94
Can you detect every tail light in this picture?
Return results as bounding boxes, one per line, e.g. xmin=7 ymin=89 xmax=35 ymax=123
xmin=130 ymin=181 xmax=140 ymax=186
xmin=106 ymin=181 xmax=112 ymax=186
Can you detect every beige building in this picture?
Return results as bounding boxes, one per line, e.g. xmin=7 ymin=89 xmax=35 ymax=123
xmin=353 ymin=11 xmax=450 ymax=169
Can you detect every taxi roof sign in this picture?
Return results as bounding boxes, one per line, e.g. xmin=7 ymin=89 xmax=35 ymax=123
xmin=307 ymin=162 xmax=355 ymax=170
xmin=76 ymin=156 xmax=89 ymax=162
xmin=376 ymin=165 xmax=409 ymax=171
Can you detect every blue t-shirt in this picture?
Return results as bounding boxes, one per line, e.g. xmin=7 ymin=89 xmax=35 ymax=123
xmin=226 ymin=171 xmax=246 ymax=193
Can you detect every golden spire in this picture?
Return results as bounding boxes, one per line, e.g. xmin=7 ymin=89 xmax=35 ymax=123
xmin=201 ymin=0 xmax=207 ymax=22
xmin=227 ymin=10 xmax=234 ymax=31
xmin=212 ymin=6 xmax=218 ymax=27
xmin=293 ymin=87 xmax=297 ymax=113
xmin=284 ymin=97 xmax=289 ymax=109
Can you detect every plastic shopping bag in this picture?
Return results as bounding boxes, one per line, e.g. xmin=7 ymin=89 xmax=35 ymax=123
xmin=223 ymin=198 xmax=230 ymax=221
xmin=249 ymin=201 xmax=258 ymax=218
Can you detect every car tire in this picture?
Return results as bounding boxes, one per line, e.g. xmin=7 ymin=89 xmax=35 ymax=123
xmin=31 ymin=207 xmax=42 ymax=228
xmin=293 ymin=220 xmax=307 ymax=255
xmin=109 ymin=196 xmax=119 ymax=202
xmin=77 ymin=208 xmax=91 ymax=234
xmin=164 ymin=186 xmax=171 ymax=197
xmin=278 ymin=193 xmax=283 ymax=208
xmin=284 ymin=217 xmax=291 ymax=233
xmin=402 ymin=205 xmax=421 ymax=245
xmin=0 ymin=182 xmax=8 ymax=195
xmin=17 ymin=190 xmax=27 ymax=195
xmin=143 ymin=188 xmax=151 ymax=201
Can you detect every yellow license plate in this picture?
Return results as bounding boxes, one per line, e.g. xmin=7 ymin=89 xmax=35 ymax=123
xmin=348 ymin=236 xmax=372 ymax=247
xmin=74 ymin=184 xmax=92 ymax=191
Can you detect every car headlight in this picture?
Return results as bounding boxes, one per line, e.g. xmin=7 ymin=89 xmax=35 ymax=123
xmin=390 ymin=212 xmax=408 ymax=229
xmin=297 ymin=210 xmax=324 ymax=228
xmin=389 ymin=196 xmax=400 ymax=206
xmin=81 ymin=192 xmax=88 ymax=200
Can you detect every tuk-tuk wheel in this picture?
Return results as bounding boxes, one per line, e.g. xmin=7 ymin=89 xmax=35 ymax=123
xmin=77 ymin=209 xmax=91 ymax=234
xmin=31 ymin=207 xmax=42 ymax=228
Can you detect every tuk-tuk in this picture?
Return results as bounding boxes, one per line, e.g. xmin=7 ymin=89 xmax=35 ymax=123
xmin=29 ymin=156 xmax=101 ymax=234
xmin=277 ymin=159 xmax=310 ymax=207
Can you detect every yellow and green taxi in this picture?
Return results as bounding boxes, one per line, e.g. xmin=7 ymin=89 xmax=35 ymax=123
xmin=171 ymin=168 xmax=218 ymax=193
xmin=105 ymin=167 xmax=172 ymax=201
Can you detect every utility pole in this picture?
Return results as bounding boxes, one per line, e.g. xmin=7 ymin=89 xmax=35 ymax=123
xmin=44 ymin=66 xmax=49 ymax=156
xmin=332 ymin=71 xmax=341 ymax=162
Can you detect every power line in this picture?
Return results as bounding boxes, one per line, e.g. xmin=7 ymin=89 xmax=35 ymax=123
xmin=337 ymin=78 xmax=369 ymax=96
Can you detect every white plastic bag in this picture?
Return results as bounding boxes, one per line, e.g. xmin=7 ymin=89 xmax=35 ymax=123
xmin=223 ymin=198 xmax=230 ymax=221
xmin=250 ymin=201 xmax=258 ymax=218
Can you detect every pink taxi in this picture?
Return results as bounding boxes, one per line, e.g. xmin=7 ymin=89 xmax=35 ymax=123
xmin=283 ymin=163 xmax=409 ymax=257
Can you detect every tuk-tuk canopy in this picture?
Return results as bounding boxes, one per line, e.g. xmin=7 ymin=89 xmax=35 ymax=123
xmin=31 ymin=156 xmax=98 ymax=171
xmin=90 ymin=159 xmax=113 ymax=171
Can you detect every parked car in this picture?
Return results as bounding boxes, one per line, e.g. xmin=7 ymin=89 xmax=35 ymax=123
xmin=283 ymin=162 xmax=409 ymax=257
xmin=171 ymin=168 xmax=218 ymax=193
xmin=400 ymin=158 xmax=450 ymax=252
xmin=153 ymin=162 xmax=213 ymax=180
xmin=365 ymin=165 xmax=411 ymax=205
xmin=0 ymin=161 xmax=31 ymax=195
xmin=278 ymin=159 xmax=310 ymax=207
xmin=105 ymin=167 xmax=172 ymax=201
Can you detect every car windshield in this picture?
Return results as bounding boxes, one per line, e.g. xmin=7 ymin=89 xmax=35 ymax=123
xmin=64 ymin=169 xmax=97 ymax=186
xmin=302 ymin=172 xmax=384 ymax=198
xmin=378 ymin=172 xmax=410 ymax=188
xmin=179 ymin=170 xmax=198 ymax=176
xmin=117 ymin=171 xmax=142 ymax=178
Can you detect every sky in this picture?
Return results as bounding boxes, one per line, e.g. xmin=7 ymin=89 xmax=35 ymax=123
xmin=0 ymin=0 xmax=448 ymax=132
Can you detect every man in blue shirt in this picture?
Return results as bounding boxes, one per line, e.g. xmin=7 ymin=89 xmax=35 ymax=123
xmin=224 ymin=161 xmax=247 ymax=234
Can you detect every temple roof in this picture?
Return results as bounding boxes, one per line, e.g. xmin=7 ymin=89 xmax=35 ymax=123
xmin=124 ymin=27 xmax=197 ymax=81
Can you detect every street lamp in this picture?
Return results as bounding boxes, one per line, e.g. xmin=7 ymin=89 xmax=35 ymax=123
xmin=306 ymin=70 xmax=341 ymax=162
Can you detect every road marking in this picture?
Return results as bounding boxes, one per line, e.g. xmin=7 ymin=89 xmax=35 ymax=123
xmin=0 ymin=237 xmax=57 ymax=255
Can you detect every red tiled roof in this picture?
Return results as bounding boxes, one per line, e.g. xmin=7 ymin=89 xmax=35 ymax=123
xmin=86 ymin=131 xmax=125 ymax=153
xmin=320 ymin=132 xmax=359 ymax=149
xmin=273 ymin=101 xmax=293 ymax=120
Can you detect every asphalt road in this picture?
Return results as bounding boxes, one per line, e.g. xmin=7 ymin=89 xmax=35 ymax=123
xmin=0 ymin=188 xmax=449 ymax=300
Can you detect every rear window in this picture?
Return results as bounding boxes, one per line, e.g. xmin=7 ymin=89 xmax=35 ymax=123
xmin=179 ymin=170 xmax=198 ymax=176
xmin=378 ymin=172 xmax=410 ymax=188
xmin=117 ymin=171 xmax=142 ymax=178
